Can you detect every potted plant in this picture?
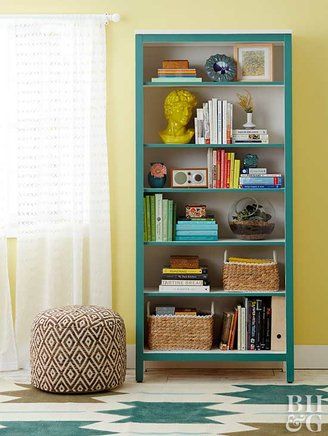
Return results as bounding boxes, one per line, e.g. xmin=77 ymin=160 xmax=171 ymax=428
xmin=228 ymin=197 xmax=275 ymax=240
xmin=148 ymin=162 xmax=167 ymax=188
xmin=237 ymin=90 xmax=255 ymax=129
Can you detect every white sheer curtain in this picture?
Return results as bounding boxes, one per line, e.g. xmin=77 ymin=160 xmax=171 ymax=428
xmin=0 ymin=16 xmax=111 ymax=368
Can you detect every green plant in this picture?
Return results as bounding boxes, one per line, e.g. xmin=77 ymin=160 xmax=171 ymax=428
xmin=233 ymin=203 xmax=272 ymax=222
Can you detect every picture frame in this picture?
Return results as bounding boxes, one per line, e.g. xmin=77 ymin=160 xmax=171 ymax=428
xmin=234 ymin=44 xmax=273 ymax=81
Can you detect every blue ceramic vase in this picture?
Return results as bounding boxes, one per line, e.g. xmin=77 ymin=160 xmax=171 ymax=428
xmin=148 ymin=162 xmax=167 ymax=188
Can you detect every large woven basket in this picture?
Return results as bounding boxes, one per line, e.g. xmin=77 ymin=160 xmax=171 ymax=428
xmin=147 ymin=302 xmax=214 ymax=350
xmin=223 ymin=250 xmax=280 ymax=291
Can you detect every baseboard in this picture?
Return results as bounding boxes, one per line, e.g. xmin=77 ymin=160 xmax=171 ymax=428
xmin=126 ymin=345 xmax=328 ymax=370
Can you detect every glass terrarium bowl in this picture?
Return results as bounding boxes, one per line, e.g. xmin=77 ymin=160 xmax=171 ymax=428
xmin=228 ymin=197 xmax=275 ymax=240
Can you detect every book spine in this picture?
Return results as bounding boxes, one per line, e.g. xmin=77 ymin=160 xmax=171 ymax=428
xmin=219 ymin=312 xmax=233 ymax=350
xmin=229 ymin=152 xmax=235 ymax=189
xmin=146 ymin=196 xmax=151 ymax=241
xmin=220 ymin=150 xmax=225 ymax=188
xmin=244 ymin=298 xmax=249 ymax=350
xmin=176 ymin=225 xmax=218 ymax=230
xmin=241 ymin=185 xmax=282 ymax=189
xmin=207 ymin=148 xmax=213 ymax=188
xmin=204 ymin=103 xmax=210 ymax=144
xmin=230 ymin=102 xmax=233 ymax=144
xmin=216 ymin=150 xmax=221 ymax=188
xmin=233 ymin=129 xmax=267 ymax=134
xmin=227 ymin=103 xmax=231 ymax=144
xmin=161 ymin=279 xmax=207 ymax=286
xmin=209 ymin=100 xmax=213 ymax=144
xmin=162 ymin=273 xmax=208 ymax=280
xmin=194 ymin=117 xmax=199 ymax=144
xmin=163 ymin=268 xmax=207 ymax=274
xmin=237 ymin=305 xmax=241 ymax=350
xmin=260 ymin=300 xmax=267 ymax=350
xmin=255 ymin=299 xmax=263 ymax=350
xmin=230 ymin=307 xmax=238 ymax=350
xmin=222 ymin=100 xmax=227 ymax=144
xmin=240 ymin=177 xmax=282 ymax=184
xmin=241 ymin=307 xmax=246 ymax=351
xmin=175 ymin=235 xmax=218 ymax=241
xmin=241 ymin=168 xmax=268 ymax=175
xmin=233 ymin=134 xmax=269 ymax=140
xmin=173 ymin=202 xmax=177 ymax=240
xmin=155 ymin=194 xmax=163 ymax=241
xmin=176 ymin=230 xmax=218 ymax=236
xmin=143 ymin=197 xmax=147 ymax=241
xmin=226 ymin=153 xmax=231 ymax=188
xmin=224 ymin=151 xmax=229 ymax=188
xmin=212 ymin=98 xmax=218 ymax=144
xmin=159 ymin=285 xmax=210 ymax=292
xmin=233 ymin=140 xmax=269 ymax=144
xmin=250 ymin=300 xmax=256 ymax=350
xmin=212 ymin=149 xmax=217 ymax=188
xmin=234 ymin=159 xmax=240 ymax=189
xmin=265 ymin=306 xmax=272 ymax=350
xmin=227 ymin=312 xmax=235 ymax=350
xmin=217 ymin=100 xmax=222 ymax=144
xmin=162 ymin=199 xmax=168 ymax=241
xmin=150 ymin=195 xmax=156 ymax=241
xmin=168 ymin=200 xmax=173 ymax=241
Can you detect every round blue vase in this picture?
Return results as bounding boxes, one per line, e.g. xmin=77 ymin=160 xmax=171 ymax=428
xmin=148 ymin=173 xmax=166 ymax=188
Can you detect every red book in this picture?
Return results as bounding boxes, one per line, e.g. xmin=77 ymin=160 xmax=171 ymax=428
xmin=216 ymin=150 xmax=221 ymax=188
xmin=220 ymin=150 xmax=225 ymax=188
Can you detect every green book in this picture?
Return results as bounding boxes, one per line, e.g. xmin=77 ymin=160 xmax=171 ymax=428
xmin=143 ymin=197 xmax=147 ymax=241
xmin=173 ymin=202 xmax=177 ymax=240
xmin=150 ymin=195 xmax=156 ymax=241
xmin=146 ymin=196 xmax=151 ymax=241
xmin=167 ymin=200 xmax=173 ymax=241
xmin=162 ymin=199 xmax=168 ymax=242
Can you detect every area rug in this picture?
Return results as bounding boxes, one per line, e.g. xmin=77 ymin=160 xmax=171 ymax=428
xmin=0 ymin=378 xmax=327 ymax=435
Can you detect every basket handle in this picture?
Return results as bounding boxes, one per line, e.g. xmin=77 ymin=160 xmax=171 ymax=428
xmin=224 ymin=249 xmax=228 ymax=263
xmin=273 ymin=250 xmax=277 ymax=262
xmin=211 ymin=301 xmax=215 ymax=315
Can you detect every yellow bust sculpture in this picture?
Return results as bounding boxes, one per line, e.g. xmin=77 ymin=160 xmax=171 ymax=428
xmin=159 ymin=89 xmax=197 ymax=144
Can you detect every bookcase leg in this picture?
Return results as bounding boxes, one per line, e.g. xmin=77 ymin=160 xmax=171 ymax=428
xmin=286 ymin=360 xmax=294 ymax=383
xmin=136 ymin=359 xmax=144 ymax=383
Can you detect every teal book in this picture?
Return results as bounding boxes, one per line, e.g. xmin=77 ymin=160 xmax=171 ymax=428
xmin=175 ymin=235 xmax=218 ymax=241
xmin=143 ymin=197 xmax=147 ymax=241
xmin=150 ymin=195 xmax=156 ymax=241
xmin=146 ymin=196 xmax=151 ymax=241
xmin=175 ymin=230 xmax=218 ymax=236
xmin=168 ymin=200 xmax=173 ymax=241
xmin=176 ymin=224 xmax=218 ymax=231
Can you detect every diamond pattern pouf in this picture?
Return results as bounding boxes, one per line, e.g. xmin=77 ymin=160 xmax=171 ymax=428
xmin=30 ymin=305 xmax=126 ymax=393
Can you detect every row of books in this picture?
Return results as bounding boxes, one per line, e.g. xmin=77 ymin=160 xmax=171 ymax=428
xmin=175 ymin=216 xmax=219 ymax=241
xmin=159 ymin=257 xmax=210 ymax=293
xmin=219 ymin=297 xmax=272 ymax=351
xmin=207 ymin=148 xmax=241 ymax=188
xmin=233 ymin=129 xmax=270 ymax=144
xmin=144 ymin=194 xmax=176 ymax=242
xmin=194 ymin=99 xmax=233 ymax=144
xmin=239 ymin=174 xmax=283 ymax=189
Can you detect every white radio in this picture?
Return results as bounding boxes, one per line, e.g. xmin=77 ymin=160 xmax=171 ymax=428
xmin=170 ymin=168 xmax=208 ymax=188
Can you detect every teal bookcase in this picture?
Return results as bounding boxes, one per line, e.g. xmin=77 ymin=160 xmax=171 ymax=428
xmin=136 ymin=32 xmax=293 ymax=382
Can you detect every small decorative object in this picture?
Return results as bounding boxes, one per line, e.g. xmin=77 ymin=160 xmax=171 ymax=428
xmin=228 ymin=197 xmax=275 ymax=240
xmin=171 ymin=168 xmax=208 ymax=188
xmin=148 ymin=162 xmax=167 ymax=188
xmin=170 ymin=255 xmax=199 ymax=269
xmin=162 ymin=59 xmax=189 ymax=69
xmin=185 ymin=204 xmax=206 ymax=218
xmin=234 ymin=44 xmax=273 ymax=81
xmin=237 ymin=90 xmax=256 ymax=129
xmin=159 ymin=89 xmax=197 ymax=144
xmin=243 ymin=153 xmax=258 ymax=169
xmin=205 ymin=54 xmax=236 ymax=82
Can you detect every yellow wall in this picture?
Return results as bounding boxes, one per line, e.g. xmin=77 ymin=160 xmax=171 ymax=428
xmin=2 ymin=0 xmax=328 ymax=345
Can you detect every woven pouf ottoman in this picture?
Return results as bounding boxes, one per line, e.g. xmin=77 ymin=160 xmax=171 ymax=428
xmin=30 ymin=305 xmax=126 ymax=393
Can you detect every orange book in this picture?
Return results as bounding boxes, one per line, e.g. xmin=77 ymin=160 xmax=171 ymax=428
xmin=229 ymin=308 xmax=238 ymax=350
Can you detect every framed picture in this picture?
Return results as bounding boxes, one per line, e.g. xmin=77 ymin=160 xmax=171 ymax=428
xmin=234 ymin=44 xmax=273 ymax=81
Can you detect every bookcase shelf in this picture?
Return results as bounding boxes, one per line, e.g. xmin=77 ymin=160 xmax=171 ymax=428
xmin=145 ymin=239 xmax=285 ymax=247
xmin=144 ymin=289 xmax=286 ymax=297
xmin=144 ymin=81 xmax=284 ymax=88
xmin=136 ymin=32 xmax=293 ymax=383
xmin=144 ymin=143 xmax=285 ymax=149
xmin=144 ymin=188 xmax=285 ymax=193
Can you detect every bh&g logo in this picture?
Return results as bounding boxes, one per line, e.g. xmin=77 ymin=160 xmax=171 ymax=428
xmin=286 ymin=395 xmax=322 ymax=432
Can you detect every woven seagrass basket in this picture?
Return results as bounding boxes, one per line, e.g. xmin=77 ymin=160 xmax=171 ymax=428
xmin=147 ymin=302 xmax=214 ymax=350
xmin=223 ymin=250 xmax=280 ymax=291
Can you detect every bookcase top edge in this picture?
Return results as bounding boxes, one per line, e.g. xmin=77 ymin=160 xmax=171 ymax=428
xmin=135 ymin=30 xmax=292 ymax=35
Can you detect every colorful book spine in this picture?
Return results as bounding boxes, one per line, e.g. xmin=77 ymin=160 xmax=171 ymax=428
xmin=216 ymin=150 xmax=221 ymax=188
xmin=217 ymin=100 xmax=222 ymax=144
xmin=175 ymin=235 xmax=218 ymax=241
xmin=155 ymin=194 xmax=163 ymax=241
xmin=151 ymin=77 xmax=202 ymax=82
xmin=207 ymin=147 xmax=213 ymax=187
xmin=158 ymin=285 xmax=210 ymax=292
xmin=168 ymin=200 xmax=173 ymax=241
xmin=162 ymin=273 xmax=208 ymax=280
xmin=143 ymin=197 xmax=147 ymax=241
xmin=230 ymin=152 xmax=235 ymax=189
xmin=146 ymin=196 xmax=151 ymax=241
xmin=233 ymin=129 xmax=267 ymax=134
xmin=212 ymin=149 xmax=217 ymax=187
xmin=162 ymin=199 xmax=168 ymax=241
xmin=175 ymin=230 xmax=218 ymax=236
xmin=234 ymin=160 xmax=240 ymax=188
xmin=161 ymin=279 xmax=207 ymax=286
xmin=150 ymin=195 xmax=156 ymax=241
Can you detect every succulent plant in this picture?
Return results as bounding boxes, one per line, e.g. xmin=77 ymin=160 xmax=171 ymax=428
xmin=233 ymin=203 xmax=272 ymax=222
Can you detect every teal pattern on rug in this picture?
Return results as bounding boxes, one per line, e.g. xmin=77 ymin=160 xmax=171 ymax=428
xmin=217 ymin=384 xmax=328 ymax=404
xmin=0 ymin=421 xmax=112 ymax=435
xmin=103 ymin=401 xmax=237 ymax=423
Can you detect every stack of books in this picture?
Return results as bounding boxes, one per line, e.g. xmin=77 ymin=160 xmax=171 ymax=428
xmin=175 ymin=216 xmax=219 ymax=241
xmin=151 ymin=59 xmax=202 ymax=83
xmin=194 ymin=99 xmax=233 ymax=144
xmin=159 ymin=256 xmax=210 ymax=293
xmin=207 ymin=149 xmax=241 ymax=188
xmin=144 ymin=194 xmax=176 ymax=242
xmin=219 ymin=297 xmax=272 ymax=351
xmin=232 ymin=129 xmax=269 ymax=144
xmin=239 ymin=168 xmax=283 ymax=189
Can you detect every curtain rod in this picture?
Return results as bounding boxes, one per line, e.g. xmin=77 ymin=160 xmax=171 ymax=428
xmin=0 ymin=13 xmax=120 ymax=24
